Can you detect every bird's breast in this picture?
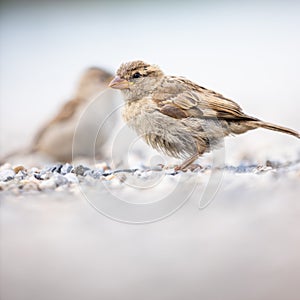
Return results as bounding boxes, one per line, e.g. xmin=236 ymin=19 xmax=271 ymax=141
xmin=122 ymin=97 xmax=155 ymax=123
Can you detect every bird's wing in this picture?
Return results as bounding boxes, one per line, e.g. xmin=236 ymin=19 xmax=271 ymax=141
xmin=50 ymin=98 xmax=81 ymax=123
xmin=33 ymin=98 xmax=81 ymax=146
xmin=152 ymin=76 xmax=255 ymax=121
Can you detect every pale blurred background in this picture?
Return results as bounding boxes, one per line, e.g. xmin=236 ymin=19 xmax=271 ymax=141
xmin=1 ymin=1 xmax=300 ymax=300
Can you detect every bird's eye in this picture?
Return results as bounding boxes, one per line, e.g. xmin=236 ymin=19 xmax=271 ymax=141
xmin=132 ymin=72 xmax=142 ymax=79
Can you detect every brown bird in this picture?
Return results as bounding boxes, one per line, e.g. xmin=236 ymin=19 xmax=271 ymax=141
xmin=109 ymin=60 xmax=299 ymax=170
xmin=32 ymin=67 xmax=115 ymax=162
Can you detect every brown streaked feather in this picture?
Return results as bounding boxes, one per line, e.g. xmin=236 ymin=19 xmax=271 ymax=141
xmin=159 ymin=104 xmax=189 ymax=119
xmin=117 ymin=60 xmax=163 ymax=79
xmin=33 ymin=98 xmax=81 ymax=147
xmin=172 ymin=92 xmax=198 ymax=109
xmin=49 ymin=98 xmax=81 ymax=124
xmin=153 ymin=76 xmax=255 ymax=121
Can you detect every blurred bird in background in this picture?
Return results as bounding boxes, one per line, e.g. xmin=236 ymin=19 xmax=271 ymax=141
xmin=3 ymin=67 xmax=119 ymax=164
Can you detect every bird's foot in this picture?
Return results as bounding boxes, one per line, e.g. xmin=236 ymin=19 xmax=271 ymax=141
xmin=174 ymin=163 xmax=202 ymax=172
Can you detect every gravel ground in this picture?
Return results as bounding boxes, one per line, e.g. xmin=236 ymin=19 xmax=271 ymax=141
xmin=1 ymin=157 xmax=300 ymax=300
xmin=1 ymin=158 xmax=299 ymax=195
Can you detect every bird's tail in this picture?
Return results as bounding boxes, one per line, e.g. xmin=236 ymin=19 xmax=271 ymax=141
xmin=248 ymin=120 xmax=300 ymax=139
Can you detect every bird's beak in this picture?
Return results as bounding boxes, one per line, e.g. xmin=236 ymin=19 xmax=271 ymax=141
xmin=108 ymin=76 xmax=130 ymax=89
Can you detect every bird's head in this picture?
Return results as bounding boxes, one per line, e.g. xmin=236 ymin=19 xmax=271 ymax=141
xmin=109 ymin=60 xmax=164 ymax=101
xmin=76 ymin=67 xmax=113 ymax=100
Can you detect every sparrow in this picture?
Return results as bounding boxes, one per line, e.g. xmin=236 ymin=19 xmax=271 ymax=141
xmin=109 ymin=60 xmax=300 ymax=170
xmin=32 ymin=67 xmax=116 ymax=162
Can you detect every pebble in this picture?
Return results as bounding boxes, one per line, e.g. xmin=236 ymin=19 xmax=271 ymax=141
xmin=15 ymin=170 xmax=26 ymax=180
xmin=0 ymin=160 xmax=298 ymax=194
xmin=64 ymin=173 xmax=79 ymax=183
xmin=74 ymin=165 xmax=90 ymax=176
xmin=39 ymin=179 xmax=56 ymax=190
xmin=40 ymin=172 xmax=52 ymax=180
xmin=0 ymin=169 xmax=15 ymax=181
xmin=61 ymin=163 xmax=73 ymax=175
xmin=21 ymin=181 xmax=39 ymax=191
xmin=13 ymin=165 xmax=25 ymax=173
xmin=53 ymin=173 xmax=69 ymax=186
xmin=104 ymin=174 xmax=115 ymax=181
xmin=50 ymin=164 xmax=63 ymax=173
xmin=28 ymin=167 xmax=40 ymax=174
xmin=84 ymin=169 xmax=103 ymax=179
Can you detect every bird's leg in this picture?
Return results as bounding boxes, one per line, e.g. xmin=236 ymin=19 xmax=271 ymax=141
xmin=175 ymin=153 xmax=200 ymax=171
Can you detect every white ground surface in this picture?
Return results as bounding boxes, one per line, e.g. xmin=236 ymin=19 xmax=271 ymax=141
xmin=1 ymin=1 xmax=300 ymax=300
xmin=1 ymin=167 xmax=300 ymax=300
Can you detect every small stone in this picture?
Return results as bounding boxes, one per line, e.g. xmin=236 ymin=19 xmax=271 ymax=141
xmin=73 ymin=165 xmax=90 ymax=176
xmin=61 ymin=163 xmax=73 ymax=175
xmin=138 ymin=171 xmax=153 ymax=179
xmin=18 ymin=178 xmax=39 ymax=190
xmin=40 ymin=165 xmax=54 ymax=174
xmin=115 ymin=173 xmax=127 ymax=183
xmin=53 ymin=173 xmax=68 ymax=186
xmin=64 ymin=173 xmax=79 ymax=183
xmin=92 ymin=171 xmax=103 ymax=179
xmin=55 ymin=185 xmax=68 ymax=192
xmin=84 ymin=169 xmax=103 ymax=179
xmin=254 ymin=165 xmax=272 ymax=173
xmin=27 ymin=175 xmax=40 ymax=183
xmin=0 ymin=181 xmax=9 ymax=190
xmin=13 ymin=165 xmax=25 ymax=173
xmin=39 ymin=179 xmax=57 ymax=190
xmin=0 ymin=169 xmax=15 ymax=182
xmin=34 ymin=173 xmax=44 ymax=180
xmin=21 ymin=181 xmax=39 ymax=191
xmin=50 ymin=164 xmax=63 ymax=173
xmin=105 ymin=174 xmax=115 ymax=181
xmin=165 ymin=168 xmax=177 ymax=175
xmin=39 ymin=171 xmax=53 ymax=180
xmin=28 ymin=167 xmax=40 ymax=176
xmin=15 ymin=170 xmax=26 ymax=180
xmin=134 ymin=170 xmax=144 ymax=177
xmin=266 ymin=160 xmax=279 ymax=168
